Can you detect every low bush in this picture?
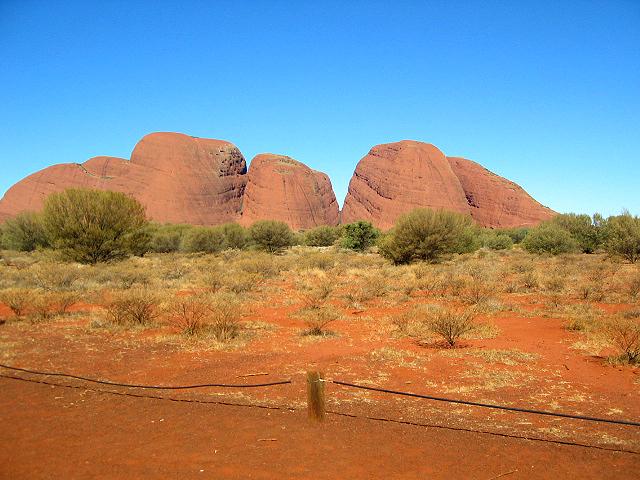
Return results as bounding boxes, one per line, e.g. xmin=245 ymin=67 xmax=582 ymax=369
xmin=603 ymin=316 xmax=640 ymax=364
xmin=148 ymin=224 xmax=192 ymax=253
xmin=220 ymin=223 xmax=248 ymax=250
xmin=340 ymin=221 xmax=379 ymax=251
xmin=522 ymin=224 xmax=579 ymax=255
xmin=104 ymin=289 xmax=159 ymax=326
xmin=1 ymin=212 xmax=48 ymax=251
xmin=480 ymin=231 xmax=513 ymax=250
xmin=0 ymin=288 xmax=34 ymax=317
xmin=207 ymin=292 xmax=243 ymax=341
xmin=249 ymin=220 xmax=295 ymax=253
xmin=304 ymin=225 xmax=342 ymax=247
xmin=298 ymin=305 xmax=342 ymax=336
xmin=378 ymin=208 xmax=478 ymax=264
xmin=167 ymin=294 xmax=213 ymax=337
xmin=423 ymin=306 xmax=476 ymax=347
xmin=181 ymin=226 xmax=226 ymax=254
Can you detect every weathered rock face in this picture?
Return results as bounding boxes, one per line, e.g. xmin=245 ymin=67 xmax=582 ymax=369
xmin=342 ymin=140 xmax=554 ymax=229
xmin=0 ymin=134 xmax=554 ymax=230
xmin=241 ymin=154 xmax=339 ymax=230
xmin=447 ymin=156 xmax=555 ymax=228
xmin=341 ymin=141 xmax=471 ymax=229
xmin=0 ymin=157 xmax=139 ymax=220
xmin=128 ymin=133 xmax=247 ymax=224
xmin=0 ymin=133 xmax=248 ymax=225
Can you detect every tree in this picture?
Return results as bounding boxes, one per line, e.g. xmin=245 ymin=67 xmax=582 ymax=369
xmin=249 ymin=220 xmax=295 ymax=253
xmin=304 ymin=225 xmax=342 ymax=247
xmin=42 ymin=189 xmax=148 ymax=263
xmin=341 ymin=221 xmax=379 ymax=251
xmin=603 ymin=212 xmax=640 ymax=263
xmin=546 ymin=213 xmax=602 ymax=253
xmin=1 ymin=212 xmax=48 ymax=251
xmin=378 ymin=208 xmax=478 ymax=264
xmin=521 ymin=224 xmax=579 ymax=255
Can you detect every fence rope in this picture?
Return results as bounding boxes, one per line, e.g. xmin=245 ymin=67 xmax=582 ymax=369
xmin=0 ymin=363 xmax=292 ymax=389
xmin=329 ymin=379 xmax=640 ymax=428
xmin=1 ymin=373 xmax=639 ymax=456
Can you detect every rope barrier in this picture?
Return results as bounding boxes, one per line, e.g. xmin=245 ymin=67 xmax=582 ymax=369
xmin=1 ymin=373 xmax=639 ymax=456
xmin=329 ymin=379 xmax=640 ymax=428
xmin=0 ymin=363 xmax=292 ymax=389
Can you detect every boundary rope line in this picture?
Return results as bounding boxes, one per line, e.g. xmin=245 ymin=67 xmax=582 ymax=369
xmin=2 ymin=374 xmax=638 ymax=456
xmin=0 ymin=363 xmax=292 ymax=389
xmin=329 ymin=379 xmax=640 ymax=428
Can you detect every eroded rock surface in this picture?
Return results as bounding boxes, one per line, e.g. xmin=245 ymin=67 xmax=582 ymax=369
xmin=447 ymin=156 xmax=555 ymax=228
xmin=0 ymin=133 xmax=247 ymax=225
xmin=342 ymin=140 xmax=554 ymax=229
xmin=241 ymin=154 xmax=339 ymax=230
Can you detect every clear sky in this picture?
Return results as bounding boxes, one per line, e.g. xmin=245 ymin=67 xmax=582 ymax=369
xmin=1 ymin=0 xmax=638 ymax=216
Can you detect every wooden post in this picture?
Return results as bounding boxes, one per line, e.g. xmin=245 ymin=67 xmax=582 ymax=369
xmin=307 ymin=371 xmax=325 ymax=422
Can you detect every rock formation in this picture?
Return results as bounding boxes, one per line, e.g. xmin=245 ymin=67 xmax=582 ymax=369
xmin=0 ymin=133 xmax=248 ymax=225
xmin=447 ymin=156 xmax=555 ymax=228
xmin=241 ymin=154 xmax=339 ymax=230
xmin=0 ymin=133 xmax=554 ymax=230
xmin=342 ymin=140 xmax=554 ymax=229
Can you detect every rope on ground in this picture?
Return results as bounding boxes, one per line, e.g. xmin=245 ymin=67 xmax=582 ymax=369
xmin=329 ymin=379 xmax=640 ymax=428
xmin=2 ymin=373 xmax=638 ymax=456
xmin=0 ymin=373 xmax=297 ymax=411
xmin=325 ymin=409 xmax=640 ymax=455
xmin=0 ymin=363 xmax=292 ymax=389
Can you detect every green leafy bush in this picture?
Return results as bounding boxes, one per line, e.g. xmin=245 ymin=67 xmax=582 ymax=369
xmin=480 ymin=231 xmax=513 ymax=250
xmin=249 ymin=220 xmax=295 ymax=253
xmin=546 ymin=213 xmax=603 ymax=253
xmin=220 ymin=223 xmax=248 ymax=250
xmin=522 ymin=224 xmax=579 ymax=255
xmin=378 ymin=208 xmax=478 ymax=264
xmin=181 ymin=226 xmax=226 ymax=254
xmin=42 ymin=189 xmax=148 ymax=264
xmin=496 ymin=227 xmax=529 ymax=244
xmin=304 ymin=225 xmax=342 ymax=247
xmin=341 ymin=221 xmax=379 ymax=251
xmin=148 ymin=224 xmax=192 ymax=253
xmin=1 ymin=212 xmax=48 ymax=251
xmin=603 ymin=212 xmax=640 ymax=263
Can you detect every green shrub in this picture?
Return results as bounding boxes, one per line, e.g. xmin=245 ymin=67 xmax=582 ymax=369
xmin=220 ymin=223 xmax=248 ymax=250
xmin=378 ymin=208 xmax=478 ymax=264
xmin=341 ymin=221 xmax=379 ymax=251
xmin=148 ymin=224 xmax=192 ymax=253
xmin=522 ymin=224 xmax=579 ymax=255
xmin=603 ymin=212 xmax=640 ymax=263
xmin=42 ymin=189 xmax=148 ymax=264
xmin=480 ymin=231 xmax=513 ymax=250
xmin=181 ymin=226 xmax=226 ymax=254
xmin=546 ymin=213 xmax=603 ymax=253
xmin=496 ymin=227 xmax=529 ymax=244
xmin=1 ymin=212 xmax=48 ymax=251
xmin=249 ymin=220 xmax=295 ymax=253
xmin=304 ymin=225 xmax=342 ymax=247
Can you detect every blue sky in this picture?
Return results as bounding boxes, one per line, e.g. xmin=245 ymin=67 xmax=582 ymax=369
xmin=1 ymin=0 xmax=638 ymax=216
